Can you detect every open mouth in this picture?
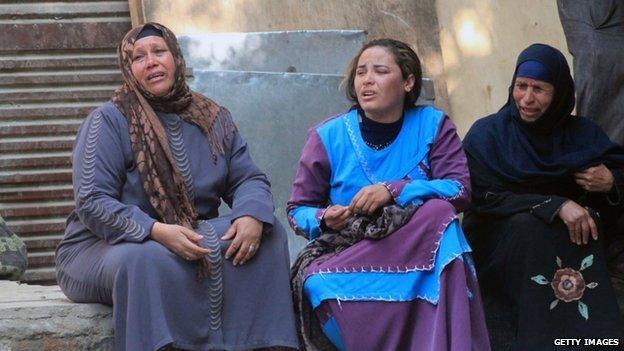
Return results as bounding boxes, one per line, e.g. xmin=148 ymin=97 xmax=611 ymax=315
xmin=520 ymin=107 xmax=539 ymax=116
xmin=361 ymin=91 xmax=376 ymax=98
xmin=147 ymin=72 xmax=165 ymax=81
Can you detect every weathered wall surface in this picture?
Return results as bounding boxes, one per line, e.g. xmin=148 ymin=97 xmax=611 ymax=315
xmin=436 ymin=0 xmax=571 ymax=136
xmin=139 ymin=0 xmax=450 ymax=112
xmin=139 ymin=0 xmax=571 ymax=137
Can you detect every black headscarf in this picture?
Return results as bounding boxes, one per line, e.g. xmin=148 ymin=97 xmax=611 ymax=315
xmin=464 ymin=43 xmax=624 ymax=188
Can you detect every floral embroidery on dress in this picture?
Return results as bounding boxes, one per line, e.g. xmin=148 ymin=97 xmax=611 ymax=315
xmin=531 ymin=255 xmax=598 ymax=320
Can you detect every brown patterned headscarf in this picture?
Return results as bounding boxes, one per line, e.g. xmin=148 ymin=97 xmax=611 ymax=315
xmin=112 ymin=23 xmax=236 ymax=275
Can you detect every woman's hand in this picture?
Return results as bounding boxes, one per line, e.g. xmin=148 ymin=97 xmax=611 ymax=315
xmin=558 ymin=200 xmax=598 ymax=245
xmin=349 ymin=184 xmax=393 ymax=215
xmin=150 ymin=222 xmax=210 ymax=260
xmin=221 ymin=216 xmax=263 ymax=266
xmin=574 ymin=164 xmax=614 ymax=192
xmin=322 ymin=205 xmax=352 ymax=231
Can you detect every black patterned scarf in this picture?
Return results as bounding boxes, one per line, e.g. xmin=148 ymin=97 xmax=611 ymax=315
xmin=291 ymin=204 xmax=417 ymax=350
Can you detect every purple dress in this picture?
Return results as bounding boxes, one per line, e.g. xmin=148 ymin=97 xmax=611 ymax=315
xmin=287 ymin=106 xmax=490 ymax=350
xmin=55 ymin=101 xmax=299 ymax=350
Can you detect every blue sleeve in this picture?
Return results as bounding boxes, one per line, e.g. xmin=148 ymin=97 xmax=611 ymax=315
xmin=395 ymin=179 xmax=463 ymax=207
xmin=395 ymin=116 xmax=469 ymax=211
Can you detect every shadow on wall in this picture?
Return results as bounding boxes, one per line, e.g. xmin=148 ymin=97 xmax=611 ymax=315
xmin=437 ymin=1 xmax=570 ymax=137
xmin=439 ymin=5 xmax=495 ymax=136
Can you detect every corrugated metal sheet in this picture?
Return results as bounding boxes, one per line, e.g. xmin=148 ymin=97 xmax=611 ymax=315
xmin=0 ymin=0 xmax=131 ymax=284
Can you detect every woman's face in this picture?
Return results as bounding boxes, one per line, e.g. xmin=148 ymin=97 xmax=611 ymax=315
xmin=512 ymin=76 xmax=554 ymax=123
xmin=130 ymin=36 xmax=176 ymax=97
xmin=354 ymin=46 xmax=414 ymax=121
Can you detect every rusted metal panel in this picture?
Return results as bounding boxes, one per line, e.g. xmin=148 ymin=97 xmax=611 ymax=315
xmin=0 ymin=55 xmax=118 ymax=71
xmin=0 ymin=184 xmax=74 ymax=202
xmin=0 ymin=71 xmax=123 ymax=86
xmin=7 ymin=218 xmax=66 ymax=236
xmin=0 ymin=136 xmax=75 ymax=152
xmin=22 ymin=234 xmax=65 ymax=252
xmin=0 ymin=22 xmax=131 ymax=51
xmin=0 ymin=153 xmax=73 ymax=170
xmin=0 ymin=104 xmax=101 ymax=121
xmin=0 ymin=201 xmax=75 ymax=220
xmin=0 ymin=88 xmax=114 ymax=103
xmin=0 ymin=169 xmax=73 ymax=185
xmin=0 ymin=122 xmax=82 ymax=137
xmin=0 ymin=0 xmax=131 ymax=285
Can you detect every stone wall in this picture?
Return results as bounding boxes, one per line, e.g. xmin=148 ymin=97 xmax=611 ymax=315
xmin=436 ymin=0 xmax=571 ymax=136
xmin=138 ymin=0 xmax=571 ymax=137
xmin=137 ymin=0 xmax=450 ymax=112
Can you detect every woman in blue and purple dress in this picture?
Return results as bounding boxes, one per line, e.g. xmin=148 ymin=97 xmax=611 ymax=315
xmin=287 ymin=39 xmax=490 ymax=351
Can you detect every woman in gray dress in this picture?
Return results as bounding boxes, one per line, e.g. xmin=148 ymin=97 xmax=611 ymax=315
xmin=55 ymin=22 xmax=299 ymax=351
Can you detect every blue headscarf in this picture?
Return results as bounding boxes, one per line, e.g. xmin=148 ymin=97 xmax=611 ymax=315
xmin=464 ymin=43 xmax=624 ymax=187
xmin=516 ymin=60 xmax=553 ymax=84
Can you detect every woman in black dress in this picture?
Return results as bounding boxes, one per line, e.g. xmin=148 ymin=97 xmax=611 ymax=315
xmin=463 ymin=43 xmax=624 ymax=350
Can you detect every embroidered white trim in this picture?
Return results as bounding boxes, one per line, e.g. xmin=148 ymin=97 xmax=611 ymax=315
xmin=344 ymin=116 xmax=378 ymax=183
xmin=312 ymin=250 xmax=471 ymax=306
xmin=441 ymin=181 xmax=465 ymax=202
xmin=308 ymin=215 xmax=458 ymax=275
xmin=416 ymin=162 xmax=429 ymax=180
xmin=429 ymin=215 xmax=457 ymax=265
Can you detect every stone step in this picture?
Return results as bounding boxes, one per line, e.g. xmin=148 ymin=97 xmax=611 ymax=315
xmin=0 ymin=281 xmax=113 ymax=350
xmin=190 ymin=69 xmax=434 ymax=258
xmin=19 ymin=267 xmax=58 ymax=285
xmin=179 ymin=30 xmax=367 ymax=75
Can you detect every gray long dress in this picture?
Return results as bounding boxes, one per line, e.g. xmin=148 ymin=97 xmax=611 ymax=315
xmin=55 ymin=101 xmax=299 ymax=351
xmin=558 ymin=0 xmax=624 ymax=145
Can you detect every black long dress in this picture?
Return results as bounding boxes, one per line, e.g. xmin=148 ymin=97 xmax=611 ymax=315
xmin=463 ymin=44 xmax=624 ymax=351
xmin=463 ymin=154 xmax=624 ymax=350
